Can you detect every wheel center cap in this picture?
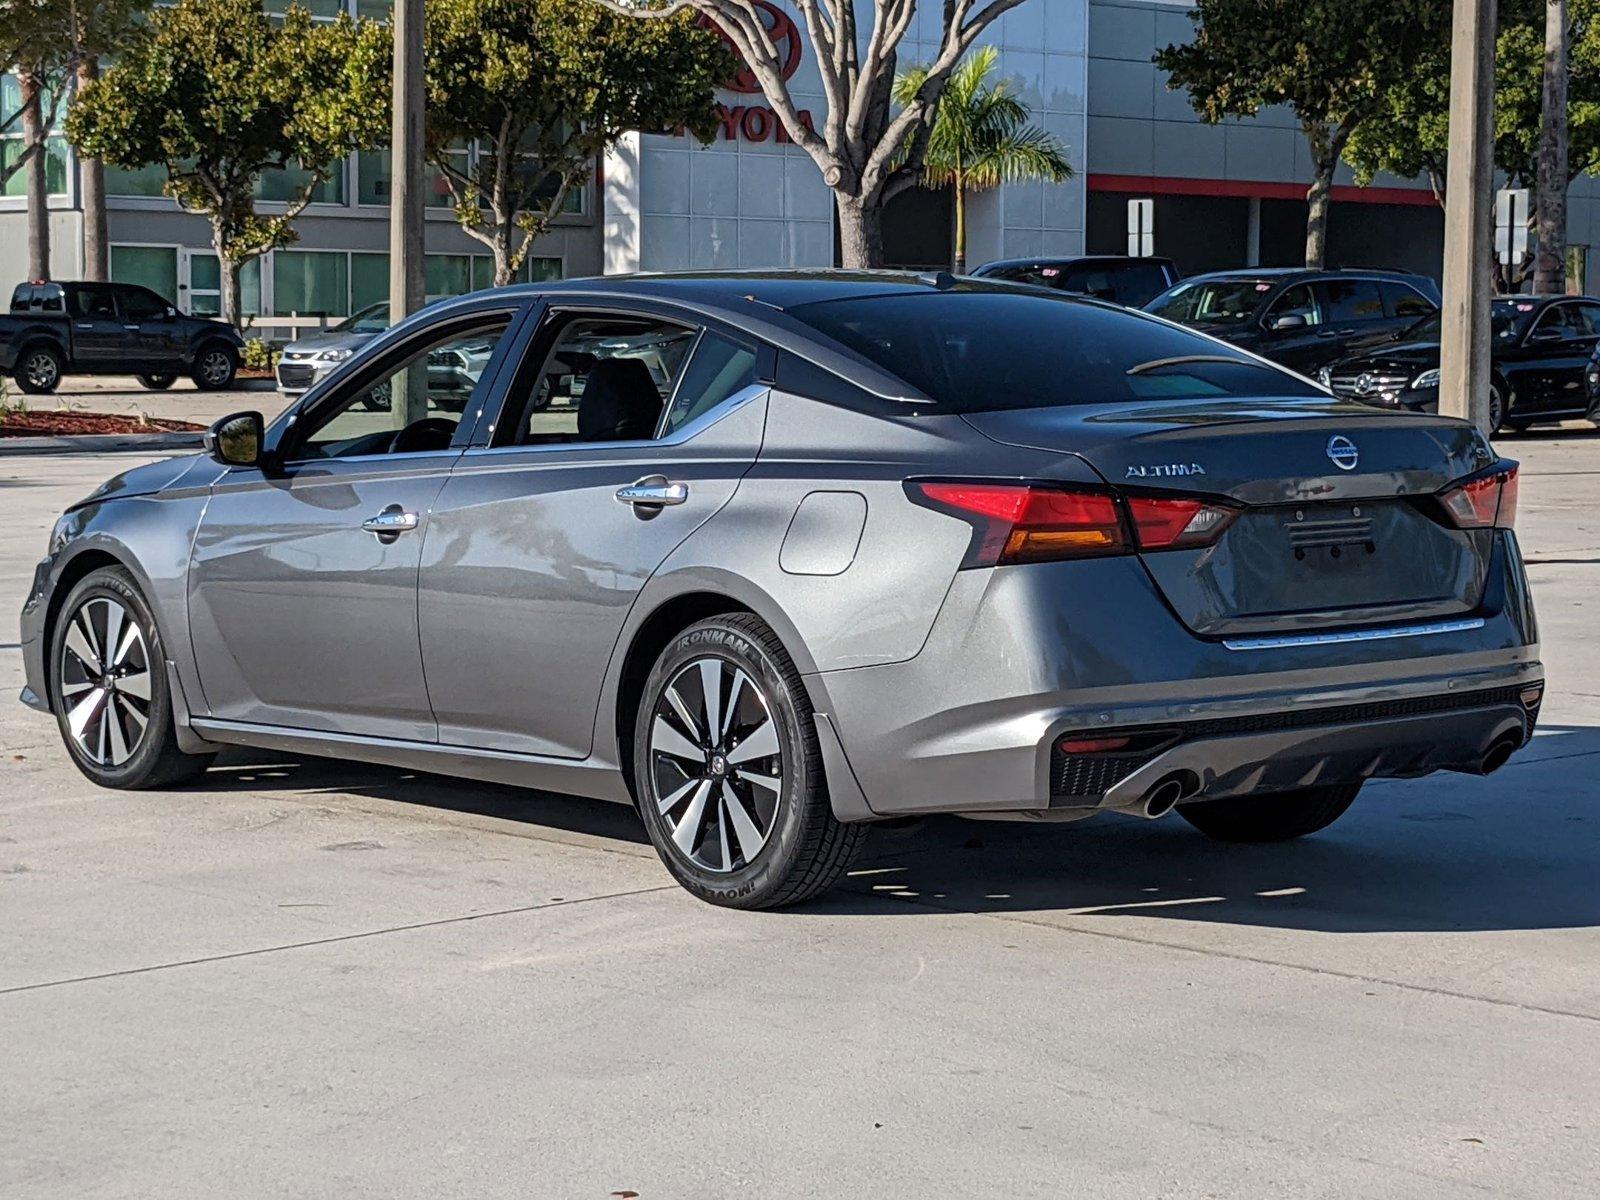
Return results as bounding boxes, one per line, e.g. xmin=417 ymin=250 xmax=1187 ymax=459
xmin=708 ymin=753 xmax=728 ymax=777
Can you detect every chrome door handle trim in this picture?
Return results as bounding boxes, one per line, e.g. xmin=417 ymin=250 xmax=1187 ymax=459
xmin=615 ymin=479 xmax=688 ymax=507
xmin=361 ymin=508 xmax=419 ymax=536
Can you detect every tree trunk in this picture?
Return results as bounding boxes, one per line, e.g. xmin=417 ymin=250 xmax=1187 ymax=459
xmin=214 ymin=225 xmax=242 ymax=329
xmin=1533 ymin=0 xmax=1570 ymax=294
xmin=77 ymin=57 xmax=109 ymax=282
xmin=20 ymin=71 xmax=51 ymax=281
xmin=1304 ymin=152 xmax=1336 ymax=270
xmin=952 ymin=176 xmax=967 ymax=275
xmin=836 ymin=192 xmax=886 ymax=269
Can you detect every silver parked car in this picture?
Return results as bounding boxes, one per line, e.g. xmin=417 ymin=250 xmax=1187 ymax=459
xmin=274 ymin=302 xmax=390 ymax=396
xmin=19 ymin=273 xmax=1544 ymax=909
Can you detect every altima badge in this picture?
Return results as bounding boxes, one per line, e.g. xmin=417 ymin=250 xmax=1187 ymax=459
xmin=1126 ymin=462 xmax=1205 ymax=478
xmin=1326 ymin=435 xmax=1360 ymax=471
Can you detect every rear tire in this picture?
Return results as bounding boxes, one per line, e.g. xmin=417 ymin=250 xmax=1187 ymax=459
xmin=632 ymin=613 xmax=867 ymax=909
xmin=136 ymin=373 xmax=177 ymax=390
xmin=16 ymin=343 xmax=63 ymax=394
xmin=1177 ymin=782 xmax=1361 ymax=843
xmin=191 ymin=343 xmax=238 ymax=391
xmin=49 ymin=566 xmax=214 ymax=790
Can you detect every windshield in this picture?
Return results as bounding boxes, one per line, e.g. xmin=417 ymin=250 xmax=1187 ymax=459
xmin=785 ymin=290 xmax=1319 ymax=412
xmin=334 ymin=302 xmax=390 ymax=334
xmin=1144 ymin=278 xmax=1273 ymax=325
xmin=1400 ymin=300 xmax=1534 ymax=345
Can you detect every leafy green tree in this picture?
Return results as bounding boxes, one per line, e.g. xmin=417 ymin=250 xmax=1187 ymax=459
xmin=68 ymin=0 xmax=389 ymax=324
xmin=2 ymin=0 xmax=75 ymax=277
xmin=425 ymin=0 xmax=730 ymax=286
xmin=1155 ymin=0 xmax=1447 ymax=269
xmin=894 ymin=46 xmax=1071 ymax=274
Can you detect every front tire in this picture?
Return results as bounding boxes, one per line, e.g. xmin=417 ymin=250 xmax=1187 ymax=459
xmin=1487 ymin=381 xmax=1507 ymax=436
xmin=1177 ymin=782 xmax=1361 ymax=843
xmin=16 ymin=343 xmax=63 ymax=394
xmin=48 ymin=566 xmax=214 ymax=789
xmin=191 ymin=343 xmax=238 ymax=391
xmin=632 ymin=614 xmax=867 ymax=909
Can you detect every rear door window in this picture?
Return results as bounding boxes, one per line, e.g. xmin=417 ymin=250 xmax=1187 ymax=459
xmin=786 ymin=290 xmax=1318 ymax=412
xmin=70 ymin=285 xmax=117 ymax=319
xmin=1111 ymin=262 xmax=1174 ymax=307
xmin=1321 ymin=279 xmax=1386 ymax=323
xmin=660 ymin=331 xmax=759 ymax=436
xmin=1380 ymin=282 xmax=1434 ymax=318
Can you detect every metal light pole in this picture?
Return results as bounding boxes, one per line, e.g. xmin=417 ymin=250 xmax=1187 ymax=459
xmin=389 ymin=0 xmax=428 ymax=425
xmin=1439 ymin=0 xmax=1498 ymax=432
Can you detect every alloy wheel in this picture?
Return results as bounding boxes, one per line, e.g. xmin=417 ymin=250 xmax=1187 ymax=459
xmin=199 ymin=350 xmax=232 ymax=387
xmin=647 ymin=656 xmax=783 ymax=873
xmin=24 ymin=351 xmax=58 ymax=389
xmin=58 ymin=596 xmax=153 ymax=768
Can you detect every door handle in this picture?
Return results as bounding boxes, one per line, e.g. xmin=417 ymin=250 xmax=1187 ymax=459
xmin=361 ymin=506 xmax=419 ymax=541
xmin=123 ymin=324 xmax=139 ymax=331
xmin=616 ymin=477 xmax=688 ymax=508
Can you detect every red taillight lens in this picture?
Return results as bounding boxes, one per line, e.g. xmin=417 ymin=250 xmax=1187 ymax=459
xmin=1124 ymin=495 xmax=1240 ymax=550
xmin=910 ymin=482 xmax=1128 ymax=565
xmin=1439 ymin=463 xmax=1518 ymax=530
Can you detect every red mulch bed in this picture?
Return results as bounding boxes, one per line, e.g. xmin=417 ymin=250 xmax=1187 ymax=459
xmin=0 ymin=410 xmax=206 ymax=438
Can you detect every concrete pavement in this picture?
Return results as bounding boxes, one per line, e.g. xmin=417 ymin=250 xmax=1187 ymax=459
xmin=1 ymin=430 xmax=1597 ymax=1198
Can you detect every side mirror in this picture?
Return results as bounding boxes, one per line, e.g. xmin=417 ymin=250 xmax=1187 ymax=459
xmin=1270 ymin=313 xmax=1308 ymax=331
xmin=204 ymin=411 xmax=264 ymax=468
xmin=165 ymin=306 xmax=177 ymax=319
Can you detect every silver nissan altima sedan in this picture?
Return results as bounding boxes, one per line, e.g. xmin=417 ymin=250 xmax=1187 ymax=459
xmin=19 ymin=272 xmax=1544 ymax=908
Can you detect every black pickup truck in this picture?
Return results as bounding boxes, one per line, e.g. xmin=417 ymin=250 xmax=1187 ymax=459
xmin=1 ymin=281 xmax=244 ymax=394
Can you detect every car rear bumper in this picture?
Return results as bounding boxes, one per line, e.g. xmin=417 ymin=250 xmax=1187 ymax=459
xmin=807 ymin=530 xmax=1541 ymax=819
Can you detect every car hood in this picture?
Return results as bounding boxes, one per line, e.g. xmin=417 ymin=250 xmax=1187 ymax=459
xmin=282 ymin=330 xmax=379 ymax=355
xmin=71 ymin=454 xmax=216 ymax=509
xmin=1333 ymin=340 xmax=1441 ymax=373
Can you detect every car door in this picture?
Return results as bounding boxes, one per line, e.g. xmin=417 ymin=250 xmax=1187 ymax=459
xmin=1378 ymin=281 xmax=1437 ymax=343
xmin=1253 ymin=283 xmax=1328 ymax=372
xmin=66 ymin=284 xmax=124 ymax=369
xmin=186 ymin=302 xmax=529 ymax=740
xmin=1513 ymin=301 xmax=1594 ymax=413
xmin=1539 ymin=300 xmax=1600 ymax=414
xmin=1316 ymin=278 xmax=1392 ymax=361
xmin=115 ymin=285 xmax=183 ymax=371
xmin=418 ymin=303 xmax=768 ymax=760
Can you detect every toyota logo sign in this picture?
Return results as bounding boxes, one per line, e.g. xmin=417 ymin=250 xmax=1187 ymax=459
xmin=1326 ymin=435 xmax=1360 ymax=471
xmin=701 ymin=0 xmax=803 ymax=95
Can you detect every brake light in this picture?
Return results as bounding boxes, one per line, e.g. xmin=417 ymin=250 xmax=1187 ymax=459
xmin=1439 ymin=463 xmax=1518 ymax=530
xmin=1124 ymin=495 xmax=1240 ymax=550
xmin=910 ymin=482 xmax=1128 ymax=565
xmin=910 ymin=482 xmax=1239 ymax=566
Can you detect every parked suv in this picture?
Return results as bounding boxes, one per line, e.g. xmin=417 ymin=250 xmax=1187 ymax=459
xmin=971 ymin=255 xmax=1180 ymax=307
xmin=1328 ymin=295 xmax=1600 ymax=435
xmin=2 ymin=281 xmax=243 ymax=394
xmin=1144 ymin=268 xmax=1439 ymax=377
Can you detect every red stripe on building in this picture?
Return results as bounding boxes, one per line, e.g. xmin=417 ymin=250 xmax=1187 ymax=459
xmin=1087 ymin=174 xmax=1439 ymax=208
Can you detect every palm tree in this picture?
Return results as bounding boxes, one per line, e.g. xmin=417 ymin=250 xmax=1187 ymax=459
xmin=894 ymin=46 xmax=1073 ymax=274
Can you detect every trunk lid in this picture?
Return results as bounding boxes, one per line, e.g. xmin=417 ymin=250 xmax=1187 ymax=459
xmin=962 ymin=397 xmax=1500 ymax=637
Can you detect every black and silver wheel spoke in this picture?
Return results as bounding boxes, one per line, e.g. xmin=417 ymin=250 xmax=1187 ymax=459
xmin=649 ymin=656 xmax=782 ymax=873
xmin=59 ymin=596 xmax=151 ymax=769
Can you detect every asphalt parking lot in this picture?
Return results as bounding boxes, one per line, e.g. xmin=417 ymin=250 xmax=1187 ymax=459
xmin=2 ymin=430 xmax=1598 ymax=1198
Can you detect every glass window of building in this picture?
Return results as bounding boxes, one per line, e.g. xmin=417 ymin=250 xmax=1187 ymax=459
xmin=256 ymin=159 xmax=346 ymax=206
xmin=110 ymin=246 xmax=180 ymax=307
xmin=358 ymin=148 xmax=462 ymax=209
xmin=351 ymin=252 xmax=390 ymax=312
xmin=105 ymin=161 xmax=170 ymax=197
xmin=426 ymin=254 xmax=472 ymax=300
xmin=274 ymin=250 xmax=349 ymax=317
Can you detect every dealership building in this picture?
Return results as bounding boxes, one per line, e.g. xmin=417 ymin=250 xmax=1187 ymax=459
xmin=6 ymin=0 xmax=1600 ymax=321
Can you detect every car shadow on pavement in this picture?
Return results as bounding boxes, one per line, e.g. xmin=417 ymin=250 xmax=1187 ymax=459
xmin=186 ymin=725 xmax=1599 ymax=934
xmin=819 ymin=723 xmax=1600 ymax=934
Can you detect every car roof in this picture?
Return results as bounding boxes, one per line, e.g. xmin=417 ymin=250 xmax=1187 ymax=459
xmin=975 ymin=255 xmax=1175 ymax=271
xmin=1179 ymin=267 xmax=1428 ymax=284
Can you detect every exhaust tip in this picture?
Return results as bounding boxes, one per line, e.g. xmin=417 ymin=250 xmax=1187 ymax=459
xmin=1478 ymin=736 xmax=1519 ymax=776
xmin=1138 ymin=771 xmax=1200 ymax=819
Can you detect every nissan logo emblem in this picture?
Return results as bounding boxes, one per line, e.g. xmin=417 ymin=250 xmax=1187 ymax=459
xmin=1326 ymin=435 xmax=1360 ymax=471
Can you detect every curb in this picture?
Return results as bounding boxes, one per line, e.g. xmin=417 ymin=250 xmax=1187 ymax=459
xmin=0 ymin=431 xmax=204 ymax=456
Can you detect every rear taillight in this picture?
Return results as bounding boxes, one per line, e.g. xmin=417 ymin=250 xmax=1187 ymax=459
xmin=1124 ymin=495 xmax=1240 ymax=550
xmin=1439 ymin=463 xmax=1518 ymax=530
xmin=909 ymin=482 xmax=1238 ymax=567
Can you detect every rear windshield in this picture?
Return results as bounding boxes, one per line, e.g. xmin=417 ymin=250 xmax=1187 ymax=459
xmin=785 ymin=290 xmax=1317 ymax=411
xmin=1144 ymin=278 xmax=1273 ymax=325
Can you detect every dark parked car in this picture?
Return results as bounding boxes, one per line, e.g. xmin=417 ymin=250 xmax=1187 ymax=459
xmin=2 ymin=281 xmax=243 ymax=394
xmin=1327 ymin=296 xmax=1600 ymax=435
xmin=21 ymin=273 xmax=1541 ymax=909
xmin=1144 ymin=268 xmax=1440 ymax=377
xmin=971 ymin=255 xmax=1180 ymax=307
